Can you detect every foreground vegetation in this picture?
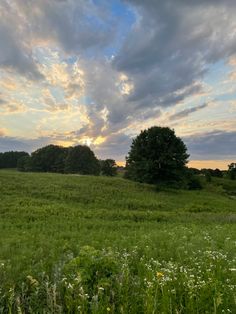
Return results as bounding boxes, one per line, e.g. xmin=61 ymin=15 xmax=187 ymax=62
xmin=0 ymin=170 xmax=235 ymax=313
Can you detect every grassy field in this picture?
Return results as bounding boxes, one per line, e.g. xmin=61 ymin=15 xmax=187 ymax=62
xmin=0 ymin=169 xmax=235 ymax=313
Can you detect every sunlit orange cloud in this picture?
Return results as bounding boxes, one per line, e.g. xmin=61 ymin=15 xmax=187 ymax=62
xmin=93 ymin=136 xmax=106 ymax=145
xmin=188 ymin=160 xmax=232 ymax=170
xmin=1 ymin=78 xmax=18 ymax=91
xmin=54 ymin=140 xmax=74 ymax=147
xmin=229 ymin=56 xmax=236 ymax=66
xmin=229 ymin=71 xmax=236 ymax=80
xmin=0 ymin=128 xmax=8 ymax=136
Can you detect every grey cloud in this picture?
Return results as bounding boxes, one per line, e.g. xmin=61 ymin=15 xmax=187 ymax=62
xmin=138 ymin=108 xmax=162 ymax=121
xmin=0 ymin=98 xmax=5 ymax=105
xmin=78 ymin=58 xmax=163 ymax=134
xmin=0 ymin=136 xmax=52 ymax=153
xmin=15 ymin=0 xmax=116 ymax=53
xmin=36 ymin=1 xmax=114 ymax=52
xmin=0 ymin=12 xmax=43 ymax=80
xmin=0 ymin=94 xmax=7 ymax=106
xmin=184 ymin=130 xmax=236 ymax=160
xmin=108 ymin=109 xmax=128 ymax=124
xmin=0 ymin=0 xmax=115 ymax=79
xmin=43 ymin=97 xmax=70 ymax=112
xmin=77 ymin=59 xmax=134 ymax=133
xmin=169 ymin=103 xmax=208 ymax=121
xmin=65 ymin=83 xmax=82 ymax=99
xmin=113 ymin=0 xmax=236 ymax=110
xmin=92 ymin=133 xmax=133 ymax=161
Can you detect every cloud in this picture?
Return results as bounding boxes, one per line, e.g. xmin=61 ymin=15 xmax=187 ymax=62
xmin=229 ymin=56 xmax=236 ymax=66
xmin=184 ymin=130 xmax=236 ymax=160
xmin=0 ymin=0 xmax=236 ymax=164
xmin=229 ymin=72 xmax=236 ymax=80
xmin=92 ymin=132 xmax=133 ymax=161
xmin=70 ymin=58 xmax=134 ymax=135
xmin=113 ymin=0 xmax=236 ymax=109
xmin=42 ymin=88 xmax=70 ymax=112
xmin=0 ymin=96 xmax=27 ymax=114
xmin=0 ymin=98 xmax=5 ymax=105
xmin=0 ymin=0 xmax=116 ymax=80
xmin=169 ymin=103 xmax=209 ymax=121
xmin=0 ymin=78 xmax=18 ymax=91
xmin=0 ymin=128 xmax=7 ymax=136
xmin=0 ymin=136 xmax=51 ymax=152
xmin=0 ymin=1 xmax=43 ymax=80
xmin=33 ymin=0 xmax=115 ymax=53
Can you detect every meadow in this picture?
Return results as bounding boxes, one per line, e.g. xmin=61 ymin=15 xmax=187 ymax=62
xmin=0 ymin=169 xmax=235 ymax=313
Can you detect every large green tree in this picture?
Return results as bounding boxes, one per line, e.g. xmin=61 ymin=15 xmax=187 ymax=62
xmin=125 ymin=126 xmax=189 ymax=184
xmin=64 ymin=145 xmax=100 ymax=175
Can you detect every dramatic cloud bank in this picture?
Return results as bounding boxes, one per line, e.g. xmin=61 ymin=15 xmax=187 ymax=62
xmin=0 ymin=0 xmax=236 ymax=167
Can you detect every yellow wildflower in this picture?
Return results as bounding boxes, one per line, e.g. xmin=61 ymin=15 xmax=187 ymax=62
xmin=156 ymin=271 xmax=164 ymax=278
xmin=26 ymin=275 xmax=39 ymax=287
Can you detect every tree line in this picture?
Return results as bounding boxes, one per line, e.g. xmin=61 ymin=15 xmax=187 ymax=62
xmin=0 ymin=145 xmax=117 ymax=176
xmin=0 ymin=126 xmax=235 ymax=182
xmin=0 ymin=151 xmax=29 ymax=169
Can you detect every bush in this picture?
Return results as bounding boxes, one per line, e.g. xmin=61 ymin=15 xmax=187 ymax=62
xmin=187 ymin=176 xmax=202 ymax=190
xmin=205 ymin=171 xmax=212 ymax=183
xmin=100 ymin=159 xmax=117 ymax=176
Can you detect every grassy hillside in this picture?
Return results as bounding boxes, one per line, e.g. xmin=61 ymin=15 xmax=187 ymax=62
xmin=0 ymin=170 xmax=235 ymax=313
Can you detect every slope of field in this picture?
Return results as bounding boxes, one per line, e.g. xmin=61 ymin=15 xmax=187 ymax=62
xmin=0 ymin=170 xmax=235 ymax=313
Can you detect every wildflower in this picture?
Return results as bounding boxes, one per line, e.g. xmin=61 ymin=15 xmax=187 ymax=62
xmin=26 ymin=275 xmax=39 ymax=287
xmin=156 ymin=271 xmax=164 ymax=278
xmin=68 ymin=283 xmax=73 ymax=289
xmin=107 ymin=307 xmax=111 ymax=312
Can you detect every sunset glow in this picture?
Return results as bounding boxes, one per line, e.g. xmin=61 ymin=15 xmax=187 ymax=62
xmin=0 ymin=0 xmax=236 ymax=167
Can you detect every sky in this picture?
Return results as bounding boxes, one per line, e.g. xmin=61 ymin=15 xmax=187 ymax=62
xmin=0 ymin=0 xmax=236 ymax=169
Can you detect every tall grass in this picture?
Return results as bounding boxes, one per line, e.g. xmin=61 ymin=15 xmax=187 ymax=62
xmin=0 ymin=170 xmax=235 ymax=313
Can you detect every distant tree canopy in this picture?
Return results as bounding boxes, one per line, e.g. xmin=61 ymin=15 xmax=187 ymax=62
xmin=14 ymin=144 xmax=103 ymax=175
xmin=228 ymin=163 xmax=236 ymax=180
xmin=201 ymin=168 xmax=223 ymax=178
xmin=188 ymin=167 xmax=201 ymax=175
xmin=0 ymin=151 xmax=29 ymax=168
xmin=65 ymin=145 xmax=100 ymax=175
xmin=125 ymin=126 xmax=189 ymax=184
xmin=100 ymin=159 xmax=117 ymax=176
xmin=30 ymin=145 xmax=68 ymax=173
xmin=17 ymin=155 xmax=32 ymax=172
